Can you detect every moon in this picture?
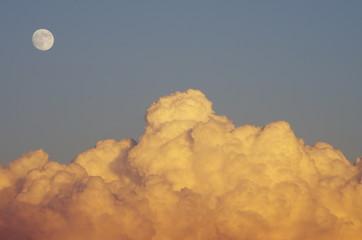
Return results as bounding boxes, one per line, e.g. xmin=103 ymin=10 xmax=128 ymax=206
xmin=32 ymin=29 xmax=54 ymax=51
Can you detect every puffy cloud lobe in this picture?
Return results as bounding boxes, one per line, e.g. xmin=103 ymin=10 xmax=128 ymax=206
xmin=0 ymin=89 xmax=361 ymax=240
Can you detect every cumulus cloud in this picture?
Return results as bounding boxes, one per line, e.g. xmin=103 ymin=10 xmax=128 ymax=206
xmin=0 ymin=89 xmax=361 ymax=240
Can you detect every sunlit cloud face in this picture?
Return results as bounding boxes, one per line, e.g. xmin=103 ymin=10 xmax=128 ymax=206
xmin=1 ymin=89 xmax=361 ymax=240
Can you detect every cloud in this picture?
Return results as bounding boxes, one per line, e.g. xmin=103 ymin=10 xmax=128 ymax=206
xmin=0 ymin=89 xmax=361 ymax=240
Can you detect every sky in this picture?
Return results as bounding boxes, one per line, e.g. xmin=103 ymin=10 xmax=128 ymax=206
xmin=0 ymin=0 xmax=361 ymax=164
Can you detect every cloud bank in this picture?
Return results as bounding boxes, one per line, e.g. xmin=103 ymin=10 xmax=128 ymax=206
xmin=1 ymin=89 xmax=361 ymax=240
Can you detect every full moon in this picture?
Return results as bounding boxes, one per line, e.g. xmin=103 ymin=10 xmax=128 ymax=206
xmin=32 ymin=29 xmax=54 ymax=51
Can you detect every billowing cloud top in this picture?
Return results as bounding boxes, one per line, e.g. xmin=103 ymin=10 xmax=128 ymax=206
xmin=1 ymin=89 xmax=361 ymax=240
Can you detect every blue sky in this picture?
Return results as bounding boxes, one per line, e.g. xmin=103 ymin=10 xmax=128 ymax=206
xmin=1 ymin=1 xmax=361 ymax=164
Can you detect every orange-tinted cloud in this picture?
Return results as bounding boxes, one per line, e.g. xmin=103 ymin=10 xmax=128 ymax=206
xmin=1 ymin=89 xmax=361 ymax=240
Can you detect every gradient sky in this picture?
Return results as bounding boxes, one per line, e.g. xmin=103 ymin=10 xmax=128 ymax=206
xmin=1 ymin=1 xmax=361 ymax=164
